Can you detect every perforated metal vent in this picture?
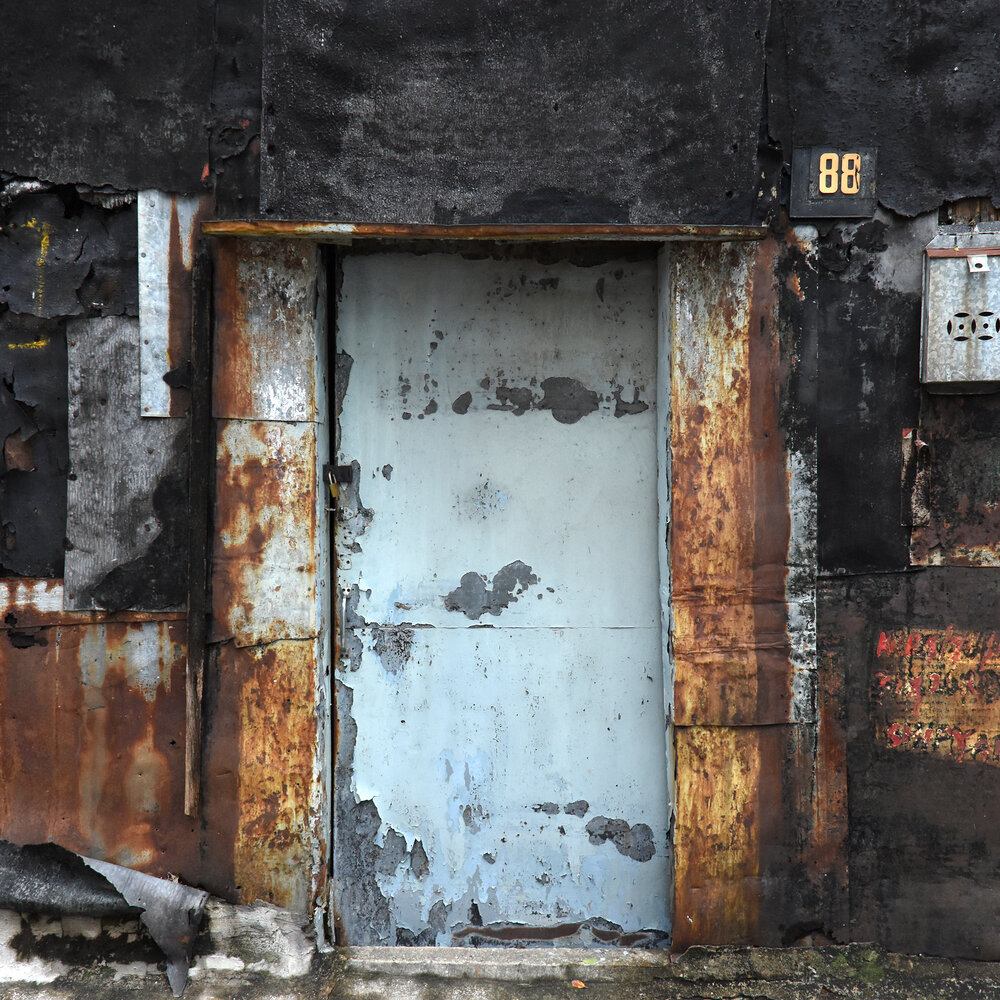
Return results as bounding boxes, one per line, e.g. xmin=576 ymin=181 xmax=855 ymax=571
xmin=921 ymin=232 xmax=1000 ymax=393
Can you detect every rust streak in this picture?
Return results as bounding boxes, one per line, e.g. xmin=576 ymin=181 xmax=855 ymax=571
xmin=672 ymin=726 xmax=762 ymax=949
xmin=202 ymin=220 xmax=768 ymax=242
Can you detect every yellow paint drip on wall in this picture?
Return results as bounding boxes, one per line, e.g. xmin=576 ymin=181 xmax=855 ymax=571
xmin=7 ymin=337 xmax=50 ymax=350
xmin=22 ymin=217 xmax=52 ymax=316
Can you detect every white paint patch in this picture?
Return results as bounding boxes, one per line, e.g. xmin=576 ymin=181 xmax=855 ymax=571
xmin=0 ymin=911 xmax=67 ymax=983
xmin=787 ymin=446 xmax=818 ymax=725
xmin=138 ymin=190 xmax=206 ymax=418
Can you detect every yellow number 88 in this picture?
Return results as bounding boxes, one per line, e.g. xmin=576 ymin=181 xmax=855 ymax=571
xmin=818 ymin=152 xmax=863 ymax=196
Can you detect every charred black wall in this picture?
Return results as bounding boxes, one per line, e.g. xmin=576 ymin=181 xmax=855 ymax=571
xmin=259 ymin=0 xmax=770 ymax=223
xmin=0 ymin=0 xmax=262 ymax=205
xmin=3 ymin=0 xmax=1000 ymax=966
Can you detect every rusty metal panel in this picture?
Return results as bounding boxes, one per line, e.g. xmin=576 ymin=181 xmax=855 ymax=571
xmin=0 ymin=621 xmax=201 ymax=876
xmin=672 ymin=717 xmax=848 ymax=951
xmin=909 ymin=394 xmax=1000 ymax=566
xmin=334 ymin=247 xmax=670 ymax=945
xmin=212 ymin=238 xmax=325 ymax=422
xmin=673 ymin=726 xmax=764 ymax=948
xmin=138 ymin=191 xmax=212 ymax=418
xmin=207 ymin=235 xmax=330 ymax=921
xmin=670 ymin=240 xmax=805 ymax=726
xmin=212 ymin=640 xmax=320 ymax=913
xmin=210 ymin=419 xmax=323 ymax=647
xmin=203 ymin=220 xmax=769 ymax=241
xmin=64 ymin=316 xmax=189 ymax=611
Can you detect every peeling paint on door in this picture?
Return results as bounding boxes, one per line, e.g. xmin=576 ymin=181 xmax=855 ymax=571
xmin=334 ymin=247 xmax=670 ymax=945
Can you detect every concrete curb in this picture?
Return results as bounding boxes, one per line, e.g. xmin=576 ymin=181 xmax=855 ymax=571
xmin=5 ymin=945 xmax=1000 ymax=999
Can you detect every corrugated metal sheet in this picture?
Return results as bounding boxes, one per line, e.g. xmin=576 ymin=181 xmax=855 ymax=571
xmin=138 ymin=191 xmax=211 ymax=418
xmin=64 ymin=316 xmax=189 ymax=612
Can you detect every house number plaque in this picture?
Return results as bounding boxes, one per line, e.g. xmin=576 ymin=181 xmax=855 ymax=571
xmin=790 ymin=146 xmax=877 ymax=218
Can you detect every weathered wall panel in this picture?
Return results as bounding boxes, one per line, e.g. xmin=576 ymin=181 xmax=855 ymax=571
xmin=814 ymin=216 xmax=932 ymax=574
xmin=0 ymin=621 xmax=201 ymax=875
xmin=670 ymin=240 xmax=800 ymax=727
xmin=828 ymin=569 xmax=1000 ymax=960
xmin=208 ymin=238 xmax=330 ymax=918
xmin=228 ymin=640 xmax=318 ymax=913
xmin=670 ymin=234 xmax=841 ymax=951
xmin=0 ymin=314 xmax=68 ymax=577
xmin=261 ymin=0 xmax=768 ymax=223
xmin=673 ymin=714 xmax=848 ymax=951
xmin=909 ymin=393 xmax=1000 ymax=566
xmin=64 ymin=317 xmax=189 ymax=611
xmin=673 ymin=726 xmax=765 ymax=947
xmin=768 ymin=1 xmax=1000 ymax=216
xmin=0 ymin=2 xmax=215 ymax=192
xmin=210 ymin=419 xmax=322 ymax=647
xmin=213 ymin=239 xmax=325 ymax=422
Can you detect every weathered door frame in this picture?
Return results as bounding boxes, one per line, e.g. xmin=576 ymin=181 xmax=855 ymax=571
xmin=203 ymin=221 xmax=808 ymax=950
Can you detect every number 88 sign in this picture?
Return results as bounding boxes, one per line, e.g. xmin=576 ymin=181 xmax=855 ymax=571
xmin=791 ymin=147 xmax=876 ymax=217
xmin=818 ymin=152 xmax=862 ymax=195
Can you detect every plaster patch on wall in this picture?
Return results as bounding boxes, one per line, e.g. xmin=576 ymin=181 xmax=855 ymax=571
xmin=585 ymin=817 xmax=656 ymax=862
xmin=372 ymin=624 xmax=415 ymax=675
xmin=443 ymin=561 xmax=538 ymax=620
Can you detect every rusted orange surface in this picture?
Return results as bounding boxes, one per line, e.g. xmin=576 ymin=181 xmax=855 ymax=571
xmin=0 ymin=616 xmax=322 ymax=907
xmin=213 ymin=237 xmax=322 ymax=423
xmin=673 ymin=726 xmax=764 ymax=948
xmin=208 ymin=234 xmax=329 ymax=914
xmin=670 ymin=239 xmax=793 ymax=727
xmin=222 ymin=640 xmax=319 ymax=912
xmin=211 ymin=419 xmax=320 ymax=648
xmin=0 ymin=621 xmax=202 ymax=875
xmin=671 ymin=238 xmax=844 ymax=949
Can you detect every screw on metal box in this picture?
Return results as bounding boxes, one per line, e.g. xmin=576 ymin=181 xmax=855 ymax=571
xmin=921 ymin=234 xmax=1000 ymax=393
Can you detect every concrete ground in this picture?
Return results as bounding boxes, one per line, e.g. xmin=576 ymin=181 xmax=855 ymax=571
xmin=4 ymin=943 xmax=1000 ymax=1000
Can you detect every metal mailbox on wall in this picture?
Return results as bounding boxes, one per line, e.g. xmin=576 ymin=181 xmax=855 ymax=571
xmin=922 ymin=232 xmax=1000 ymax=393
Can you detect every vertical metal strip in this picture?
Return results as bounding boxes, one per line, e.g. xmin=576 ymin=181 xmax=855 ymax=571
xmin=185 ymin=248 xmax=214 ymax=816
